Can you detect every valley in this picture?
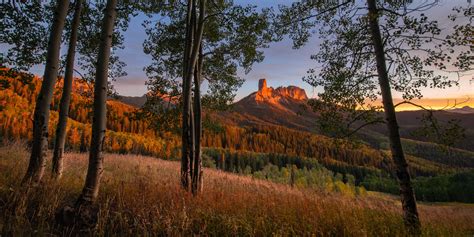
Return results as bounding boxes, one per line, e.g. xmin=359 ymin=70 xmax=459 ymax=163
xmin=1 ymin=69 xmax=473 ymax=203
xmin=2 ymin=1 xmax=472 ymax=235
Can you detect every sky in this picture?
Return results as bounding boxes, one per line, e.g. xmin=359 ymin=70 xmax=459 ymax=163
xmin=10 ymin=0 xmax=474 ymax=109
xmin=112 ymin=0 xmax=473 ymax=103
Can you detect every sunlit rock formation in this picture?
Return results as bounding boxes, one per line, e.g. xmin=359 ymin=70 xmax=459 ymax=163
xmin=255 ymin=78 xmax=308 ymax=102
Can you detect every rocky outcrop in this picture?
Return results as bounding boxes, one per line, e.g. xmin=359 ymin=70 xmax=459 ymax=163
xmin=256 ymin=79 xmax=273 ymax=100
xmin=227 ymin=78 xmax=316 ymax=131
xmin=274 ymin=86 xmax=308 ymax=101
xmin=255 ymin=78 xmax=308 ymax=102
xmin=258 ymin=78 xmax=267 ymax=91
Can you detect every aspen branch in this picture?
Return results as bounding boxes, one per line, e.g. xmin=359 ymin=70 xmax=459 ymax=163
xmin=282 ymin=0 xmax=353 ymax=27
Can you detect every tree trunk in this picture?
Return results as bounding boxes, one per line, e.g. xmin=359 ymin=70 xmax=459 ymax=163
xmin=80 ymin=131 xmax=88 ymax=153
xmin=181 ymin=0 xmax=195 ymax=190
xmin=192 ymin=46 xmax=203 ymax=195
xmin=189 ymin=96 xmax=195 ymax=181
xmin=76 ymin=0 xmax=117 ymax=205
xmin=181 ymin=0 xmax=206 ymax=191
xmin=366 ymin=0 xmax=421 ymax=233
xmin=52 ymin=0 xmax=83 ymax=179
xmin=23 ymin=0 xmax=69 ymax=184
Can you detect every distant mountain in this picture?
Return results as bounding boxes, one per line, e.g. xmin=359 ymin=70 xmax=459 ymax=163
xmin=216 ymin=79 xmax=318 ymax=131
xmin=118 ymin=95 xmax=147 ymax=108
xmin=3 ymin=69 xmax=474 ymax=201
xmin=448 ymin=106 xmax=474 ymax=114
xmin=365 ymin=109 xmax=474 ymax=151
xmin=215 ymin=78 xmax=474 ymax=152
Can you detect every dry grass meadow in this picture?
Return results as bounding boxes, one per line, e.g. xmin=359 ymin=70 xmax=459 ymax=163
xmin=0 ymin=142 xmax=473 ymax=236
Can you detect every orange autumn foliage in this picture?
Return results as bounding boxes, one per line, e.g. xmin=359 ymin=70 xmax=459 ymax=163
xmin=0 ymin=68 xmax=179 ymax=158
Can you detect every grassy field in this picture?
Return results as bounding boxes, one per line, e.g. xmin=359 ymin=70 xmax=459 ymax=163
xmin=0 ymin=143 xmax=473 ymax=236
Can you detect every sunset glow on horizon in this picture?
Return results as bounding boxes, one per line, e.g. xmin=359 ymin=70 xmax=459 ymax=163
xmin=373 ymin=96 xmax=474 ymax=111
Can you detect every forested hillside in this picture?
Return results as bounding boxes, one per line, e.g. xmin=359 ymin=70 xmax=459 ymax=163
xmin=2 ymin=68 xmax=472 ymax=202
xmin=1 ymin=0 xmax=473 ymax=235
xmin=360 ymin=110 xmax=474 ymax=152
xmin=0 ymin=69 xmax=179 ymax=157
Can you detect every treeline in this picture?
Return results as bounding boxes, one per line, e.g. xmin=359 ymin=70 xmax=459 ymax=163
xmin=202 ymin=123 xmax=461 ymax=179
xmin=203 ymin=148 xmax=367 ymax=196
xmin=203 ymin=123 xmax=391 ymax=168
xmin=204 ymin=147 xmax=385 ymax=184
xmin=361 ymin=171 xmax=474 ymax=203
xmin=0 ymin=69 xmax=180 ymax=158
xmin=1 ymin=69 xmax=153 ymax=135
xmin=204 ymin=148 xmax=474 ymax=203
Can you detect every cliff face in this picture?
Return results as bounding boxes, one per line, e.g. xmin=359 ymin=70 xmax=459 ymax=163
xmin=220 ymin=78 xmax=317 ymax=132
xmin=274 ymin=86 xmax=308 ymax=101
xmin=255 ymin=79 xmax=308 ymax=102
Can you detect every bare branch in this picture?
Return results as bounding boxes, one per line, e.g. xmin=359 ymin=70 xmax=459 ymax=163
xmin=282 ymin=0 xmax=353 ymax=27
xmin=344 ymin=119 xmax=385 ymax=138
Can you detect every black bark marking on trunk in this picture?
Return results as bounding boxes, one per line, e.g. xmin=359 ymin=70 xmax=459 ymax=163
xmin=192 ymin=45 xmax=203 ymax=195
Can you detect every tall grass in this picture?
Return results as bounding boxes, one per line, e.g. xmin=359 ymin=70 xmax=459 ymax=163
xmin=0 ymin=143 xmax=472 ymax=236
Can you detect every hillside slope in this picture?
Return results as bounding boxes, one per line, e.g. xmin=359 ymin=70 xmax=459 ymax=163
xmin=216 ymin=79 xmax=318 ymax=132
xmin=216 ymin=78 xmax=474 ymax=156
xmin=2 ymin=69 xmax=473 ymax=202
xmin=366 ymin=109 xmax=474 ymax=151
xmin=0 ymin=68 xmax=179 ymax=157
xmin=1 ymin=145 xmax=473 ymax=236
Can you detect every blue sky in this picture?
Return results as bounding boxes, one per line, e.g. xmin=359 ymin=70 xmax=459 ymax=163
xmin=9 ymin=0 xmax=473 ymax=101
xmin=112 ymin=0 xmax=319 ymax=99
xmin=112 ymin=10 xmax=319 ymax=99
xmin=111 ymin=0 xmax=473 ymax=101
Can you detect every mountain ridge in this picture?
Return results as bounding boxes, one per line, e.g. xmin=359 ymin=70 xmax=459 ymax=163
xmin=220 ymin=78 xmax=317 ymax=131
xmin=255 ymin=78 xmax=308 ymax=102
xmin=448 ymin=106 xmax=474 ymax=114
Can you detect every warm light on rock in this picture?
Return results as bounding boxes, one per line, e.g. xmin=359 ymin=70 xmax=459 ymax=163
xmin=255 ymin=78 xmax=308 ymax=102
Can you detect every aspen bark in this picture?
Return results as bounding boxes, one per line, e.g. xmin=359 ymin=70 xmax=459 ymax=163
xmin=52 ymin=0 xmax=83 ymax=179
xmin=181 ymin=0 xmax=206 ymax=191
xmin=77 ymin=0 xmax=117 ymax=205
xmin=23 ymin=0 xmax=69 ymax=184
xmin=192 ymin=46 xmax=203 ymax=195
xmin=366 ymin=0 xmax=421 ymax=232
xmin=181 ymin=0 xmax=195 ymax=190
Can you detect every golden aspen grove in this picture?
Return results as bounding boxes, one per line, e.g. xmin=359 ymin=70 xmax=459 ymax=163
xmin=1 ymin=0 xmax=473 ymax=236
